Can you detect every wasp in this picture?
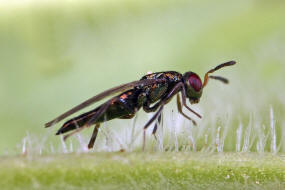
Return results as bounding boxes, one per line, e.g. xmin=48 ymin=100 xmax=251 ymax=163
xmin=45 ymin=61 xmax=236 ymax=149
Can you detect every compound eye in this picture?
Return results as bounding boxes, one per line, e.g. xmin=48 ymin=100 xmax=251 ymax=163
xmin=188 ymin=73 xmax=202 ymax=92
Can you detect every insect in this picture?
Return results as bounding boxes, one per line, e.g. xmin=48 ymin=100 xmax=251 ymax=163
xmin=45 ymin=61 xmax=236 ymax=149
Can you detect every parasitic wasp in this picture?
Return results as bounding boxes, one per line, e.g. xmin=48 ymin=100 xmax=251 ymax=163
xmin=45 ymin=61 xmax=236 ymax=150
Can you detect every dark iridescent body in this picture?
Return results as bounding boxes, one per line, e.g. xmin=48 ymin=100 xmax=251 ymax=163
xmin=45 ymin=61 xmax=236 ymax=149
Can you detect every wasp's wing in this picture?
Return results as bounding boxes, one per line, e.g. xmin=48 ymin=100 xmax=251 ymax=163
xmin=45 ymin=78 xmax=166 ymax=128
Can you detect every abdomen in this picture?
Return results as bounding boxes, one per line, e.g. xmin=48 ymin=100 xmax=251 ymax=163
xmin=56 ymin=89 xmax=141 ymax=135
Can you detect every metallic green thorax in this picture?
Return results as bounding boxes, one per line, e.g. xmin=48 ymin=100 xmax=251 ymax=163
xmin=140 ymin=71 xmax=182 ymax=103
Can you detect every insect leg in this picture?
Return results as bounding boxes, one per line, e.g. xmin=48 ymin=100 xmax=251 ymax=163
xmin=143 ymin=104 xmax=164 ymax=130
xmin=143 ymin=82 xmax=187 ymax=130
xmin=143 ymin=100 xmax=164 ymax=141
xmin=88 ymin=124 xmax=100 ymax=149
xmin=143 ymin=82 xmax=184 ymax=151
xmin=144 ymin=81 xmax=200 ymax=130
xmin=179 ymin=84 xmax=202 ymax=118
xmin=152 ymin=112 xmax=162 ymax=140
xmin=176 ymin=94 xmax=197 ymax=126
xmin=143 ymin=105 xmax=164 ymax=151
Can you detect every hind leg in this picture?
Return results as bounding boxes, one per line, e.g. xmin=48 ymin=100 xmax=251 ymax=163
xmin=87 ymin=99 xmax=136 ymax=149
xmin=88 ymin=124 xmax=100 ymax=149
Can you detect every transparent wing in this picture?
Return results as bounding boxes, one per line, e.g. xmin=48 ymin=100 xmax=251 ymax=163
xmin=45 ymin=78 xmax=166 ymax=128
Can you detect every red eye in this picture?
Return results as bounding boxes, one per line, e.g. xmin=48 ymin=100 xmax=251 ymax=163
xmin=188 ymin=74 xmax=202 ymax=91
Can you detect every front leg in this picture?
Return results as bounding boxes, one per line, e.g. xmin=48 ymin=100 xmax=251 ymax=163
xmin=176 ymin=94 xmax=197 ymax=126
xmin=179 ymin=86 xmax=202 ymax=118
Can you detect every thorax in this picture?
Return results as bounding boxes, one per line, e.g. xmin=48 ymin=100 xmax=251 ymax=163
xmin=140 ymin=71 xmax=183 ymax=103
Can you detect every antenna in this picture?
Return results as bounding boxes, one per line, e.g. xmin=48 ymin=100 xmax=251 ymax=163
xmin=203 ymin=61 xmax=236 ymax=88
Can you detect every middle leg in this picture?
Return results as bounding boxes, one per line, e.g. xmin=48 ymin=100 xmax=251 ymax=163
xmin=152 ymin=112 xmax=162 ymax=138
xmin=142 ymin=82 xmax=185 ymax=151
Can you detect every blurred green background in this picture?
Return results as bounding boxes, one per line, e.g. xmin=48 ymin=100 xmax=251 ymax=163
xmin=0 ymin=0 xmax=285 ymax=154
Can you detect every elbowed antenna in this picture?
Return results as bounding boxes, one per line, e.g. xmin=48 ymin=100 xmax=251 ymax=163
xmin=202 ymin=61 xmax=236 ymax=88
